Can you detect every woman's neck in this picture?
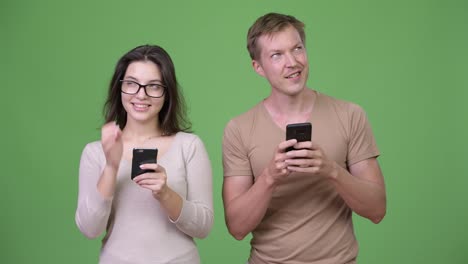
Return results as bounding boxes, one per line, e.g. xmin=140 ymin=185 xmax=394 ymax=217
xmin=122 ymin=119 xmax=162 ymax=142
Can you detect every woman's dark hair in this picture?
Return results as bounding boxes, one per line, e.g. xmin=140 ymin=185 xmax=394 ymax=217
xmin=103 ymin=45 xmax=191 ymax=135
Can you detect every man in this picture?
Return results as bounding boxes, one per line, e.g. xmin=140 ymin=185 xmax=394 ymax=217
xmin=222 ymin=13 xmax=386 ymax=264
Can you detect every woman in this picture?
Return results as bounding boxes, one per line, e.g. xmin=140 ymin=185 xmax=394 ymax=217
xmin=75 ymin=45 xmax=213 ymax=263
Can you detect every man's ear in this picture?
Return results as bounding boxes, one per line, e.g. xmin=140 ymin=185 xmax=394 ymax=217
xmin=252 ymin=60 xmax=265 ymax=77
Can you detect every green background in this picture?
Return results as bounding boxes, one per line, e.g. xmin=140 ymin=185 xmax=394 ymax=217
xmin=1 ymin=0 xmax=467 ymax=263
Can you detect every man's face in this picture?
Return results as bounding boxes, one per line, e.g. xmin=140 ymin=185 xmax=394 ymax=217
xmin=253 ymin=25 xmax=309 ymax=96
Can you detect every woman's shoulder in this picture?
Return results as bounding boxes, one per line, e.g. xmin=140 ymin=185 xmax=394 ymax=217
xmin=81 ymin=140 xmax=104 ymax=157
xmin=84 ymin=140 xmax=103 ymax=150
xmin=173 ymin=132 xmax=209 ymax=163
xmin=175 ymin=131 xmax=205 ymax=146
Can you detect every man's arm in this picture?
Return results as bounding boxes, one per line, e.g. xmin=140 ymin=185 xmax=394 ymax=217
xmin=286 ymin=142 xmax=386 ymax=223
xmin=222 ymin=175 xmax=274 ymax=240
xmin=223 ymin=139 xmax=297 ymax=240
xmin=330 ymin=158 xmax=386 ymax=223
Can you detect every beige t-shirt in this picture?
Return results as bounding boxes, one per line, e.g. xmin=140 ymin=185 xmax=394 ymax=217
xmin=222 ymin=91 xmax=379 ymax=264
xmin=75 ymin=132 xmax=213 ymax=264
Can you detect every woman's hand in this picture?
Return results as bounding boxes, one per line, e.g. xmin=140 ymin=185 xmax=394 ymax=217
xmin=134 ymin=163 xmax=183 ymax=220
xmin=101 ymin=122 xmax=123 ymax=170
xmin=133 ymin=163 xmax=170 ymax=200
xmin=97 ymin=122 xmax=123 ymax=198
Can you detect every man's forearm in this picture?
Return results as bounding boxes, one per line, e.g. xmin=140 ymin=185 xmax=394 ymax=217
xmin=330 ymin=165 xmax=386 ymax=223
xmin=224 ymin=174 xmax=276 ymax=240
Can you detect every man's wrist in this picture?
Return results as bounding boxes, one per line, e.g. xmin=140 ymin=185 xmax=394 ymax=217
xmin=328 ymin=162 xmax=340 ymax=181
xmin=259 ymin=169 xmax=278 ymax=190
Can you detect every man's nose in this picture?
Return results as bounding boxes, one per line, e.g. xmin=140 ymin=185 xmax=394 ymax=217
xmin=284 ymin=52 xmax=298 ymax=67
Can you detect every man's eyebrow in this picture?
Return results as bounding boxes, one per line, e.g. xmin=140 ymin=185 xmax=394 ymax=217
xmin=267 ymin=49 xmax=282 ymax=54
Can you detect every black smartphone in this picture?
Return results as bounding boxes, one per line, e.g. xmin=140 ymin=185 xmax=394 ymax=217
xmin=131 ymin=148 xmax=158 ymax=179
xmin=286 ymin=122 xmax=312 ymax=152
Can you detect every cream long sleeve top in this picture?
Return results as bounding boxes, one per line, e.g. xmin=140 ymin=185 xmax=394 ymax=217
xmin=75 ymin=132 xmax=213 ymax=264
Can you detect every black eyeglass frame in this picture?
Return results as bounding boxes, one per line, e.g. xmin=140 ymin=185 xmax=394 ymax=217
xmin=119 ymin=79 xmax=166 ymax=98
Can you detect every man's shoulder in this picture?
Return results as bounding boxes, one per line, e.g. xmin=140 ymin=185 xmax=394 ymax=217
xmin=222 ymin=101 xmax=266 ymax=147
xmin=225 ymin=101 xmax=263 ymax=130
xmin=316 ymin=91 xmax=364 ymax=114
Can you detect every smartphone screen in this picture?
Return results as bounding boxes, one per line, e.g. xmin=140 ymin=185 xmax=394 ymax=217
xmin=131 ymin=148 xmax=158 ymax=179
xmin=286 ymin=122 xmax=312 ymax=152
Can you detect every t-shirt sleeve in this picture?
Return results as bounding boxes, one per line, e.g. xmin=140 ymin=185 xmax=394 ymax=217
xmin=222 ymin=119 xmax=253 ymax=177
xmin=347 ymin=104 xmax=380 ymax=166
xmin=171 ymin=135 xmax=214 ymax=239
xmin=75 ymin=142 xmax=113 ymax=239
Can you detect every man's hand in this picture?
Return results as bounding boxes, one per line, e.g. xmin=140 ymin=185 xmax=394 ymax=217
xmin=262 ymin=139 xmax=299 ymax=186
xmin=285 ymin=141 xmax=338 ymax=179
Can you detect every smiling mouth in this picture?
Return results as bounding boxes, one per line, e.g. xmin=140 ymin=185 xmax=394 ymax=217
xmin=132 ymin=103 xmax=151 ymax=109
xmin=286 ymin=72 xmax=301 ymax=79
